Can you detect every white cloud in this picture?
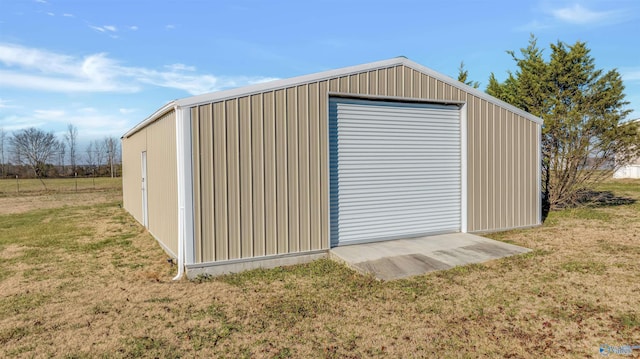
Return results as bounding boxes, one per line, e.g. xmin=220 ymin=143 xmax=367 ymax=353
xmin=46 ymin=12 xmax=55 ymax=16
xmin=519 ymin=3 xmax=632 ymax=31
xmin=35 ymin=0 xmax=47 ymax=3
xmin=0 ymin=98 xmax=14 ymax=109
xmin=0 ymin=43 xmax=277 ymax=95
xmin=89 ymin=25 xmax=106 ymax=33
xmin=0 ymin=115 xmax=46 ymax=131
xmin=34 ymin=109 xmax=66 ymax=119
xmin=89 ymin=25 xmax=117 ymax=34
xmin=119 ymin=108 xmax=136 ymax=115
xmin=166 ymin=24 xmax=175 ymax=30
xmin=550 ymin=4 xmax=624 ymax=25
xmin=621 ymin=68 xmax=640 ymax=82
xmin=129 ymin=25 xmax=138 ymax=31
xmin=0 ymin=107 xmax=132 ymax=138
xmin=516 ymin=19 xmax=553 ymax=31
xmin=165 ymin=63 xmax=196 ymax=72
xmin=63 ymin=13 xmax=74 ymax=17
xmin=0 ymin=44 xmax=138 ymax=92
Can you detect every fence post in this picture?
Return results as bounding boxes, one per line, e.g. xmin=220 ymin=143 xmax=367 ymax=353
xmin=16 ymin=175 xmax=19 ymax=194
xmin=75 ymin=172 xmax=78 ymax=193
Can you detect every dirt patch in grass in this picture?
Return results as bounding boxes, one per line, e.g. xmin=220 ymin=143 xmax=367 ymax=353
xmin=1 ymin=179 xmax=639 ymax=358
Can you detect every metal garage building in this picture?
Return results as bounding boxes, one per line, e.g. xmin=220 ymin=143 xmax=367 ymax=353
xmin=121 ymin=57 xmax=542 ymax=279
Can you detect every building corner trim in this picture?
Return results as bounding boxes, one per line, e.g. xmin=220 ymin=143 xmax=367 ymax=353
xmin=173 ymin=105 xmax=194 ymax=280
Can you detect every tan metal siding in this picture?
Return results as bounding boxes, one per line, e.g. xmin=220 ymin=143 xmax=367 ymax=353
xmin=412 ymin=69 xmax=421 ymax=98
xmin=146 ymin=111 xmax=178 ymax=255
xmin=349 ymin=74 xmax=359 ymax=93
xmin=122 ymin=128 xmax=146 ymax=223
xmin=239 ymin=96 xmax=253 ymax=258
xmin=226 ymin=99 xmax=241 ymax=259
xmin=275 ymin=90 xmax=289 ymax=254
xmin=358 ymin=73 xmax=368 ymax=94
xmin=286 ymin=87 xmax=300 ymax=253
xmin=368 ymin=70 xmax=377 ymax=95
xmin=339 ymin=76 xmax=349 ymax=93
xmin=251 ymin=94 xmax=266 ymax=257
xmin=123 ymin=110 xmax=178 ymax=256
xmin=318 ymin=80 xmax=329 ymax=250
xmin=121 ymin=110 xmax=180 ymax=256
xmin=387 ymin=67 xmax=396 ymax=96
xmin=199 ymin=105 xmax=214 ymax=261
xmin=263 ymin=92 xmax=277 ymax=255
xmin=189 ymin=64 xmax=540 ymax=263
xmin=298 ymin=85 xmax=311 ymax=252
xmin=191 ymin=107 xmax=202 ymax=261
xmin=213 ymin=102 xmax=228 ymax=261
xmin=507 ymin=111 xmax=516 ymax=228
xmin=309 ymin=82 xmax=322 ymax=251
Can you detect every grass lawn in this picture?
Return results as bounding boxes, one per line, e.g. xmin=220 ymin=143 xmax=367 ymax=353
xmin=0 ymin=177 xmax=121 ymax=195
xmin=0 ymin=178 xmax=638 ymax=358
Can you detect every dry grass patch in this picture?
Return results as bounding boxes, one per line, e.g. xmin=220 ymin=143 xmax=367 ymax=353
xmin=0 ymin=179 xmax=639 ymax=358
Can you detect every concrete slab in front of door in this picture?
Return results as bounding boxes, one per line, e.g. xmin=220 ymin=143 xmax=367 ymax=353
xmin=329 ymin=233 xmax=531 ymax=280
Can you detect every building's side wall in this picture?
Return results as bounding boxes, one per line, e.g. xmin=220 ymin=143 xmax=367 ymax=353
xmin=122 ymin=110 xmax=179 ymax=256
xmin=122 ymin=128 xmax=146 ymax=224
xmin=191 ymin=65 xmax=540 ymax=263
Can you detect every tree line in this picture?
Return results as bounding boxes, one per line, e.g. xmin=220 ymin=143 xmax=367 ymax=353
xmin=0 ymin=124 xmax=121 ymax=182
xmin=458 ymin=35 xmax=640 ymax=210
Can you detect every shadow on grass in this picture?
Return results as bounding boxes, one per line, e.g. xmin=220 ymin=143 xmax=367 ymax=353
xmin=576 ymin=190 xmax=636 ymax=207
xmin=541 ymin=190 xmax=636 ymax=223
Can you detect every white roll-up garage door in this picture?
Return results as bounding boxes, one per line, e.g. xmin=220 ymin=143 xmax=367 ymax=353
xmin=330 ymin=97 xmax=462 ymax=246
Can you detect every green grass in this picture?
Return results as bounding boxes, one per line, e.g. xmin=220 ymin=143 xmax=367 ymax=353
xmin=618 ymin=312 xmax=640 ymax=328
xmin=560 ymin=260 xmax=607 ymax=275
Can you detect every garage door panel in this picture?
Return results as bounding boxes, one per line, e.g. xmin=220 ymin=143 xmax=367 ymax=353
xmin=330 ymin=97 xmax=462 ymax=246
xmin=337 ymin=213 xmax=461 ymax=229
xmin=333 ymin=220 xmax=460 ymax=241
xmin=338 ymin=185 xmax=460 ymax=196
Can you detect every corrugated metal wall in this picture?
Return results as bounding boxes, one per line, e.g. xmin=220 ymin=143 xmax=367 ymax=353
xmin=191 ymin=65 xmax=540 ymax=263
xmin=122 ymin=110 xmax=180 ymax=256
xmin=122 ymin=129 xmax=146 ymax=224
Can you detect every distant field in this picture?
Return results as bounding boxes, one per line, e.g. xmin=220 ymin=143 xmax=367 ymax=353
xmin=0 ymin=177 xmax=121 ymax=195
xmin=0 ymin=179 xmax=638 ymax=357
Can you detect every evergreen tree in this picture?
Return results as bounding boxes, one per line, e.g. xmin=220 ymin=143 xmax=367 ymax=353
xmin=487 ymin=35 xmax=639 ymax=208
xmin=457 ymin=61 xmax=480 ymax=89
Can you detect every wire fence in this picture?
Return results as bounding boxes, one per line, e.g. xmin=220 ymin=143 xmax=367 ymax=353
xmin=0 ymin=176 xmax=121 ymax=195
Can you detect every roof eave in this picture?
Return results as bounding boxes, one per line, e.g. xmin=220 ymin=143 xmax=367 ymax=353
xmin=121 ymin=101 xmax=176 ymax=139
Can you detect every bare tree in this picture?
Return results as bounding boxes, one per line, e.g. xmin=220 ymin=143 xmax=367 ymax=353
xmin=103 ymin=136 xmax=119 ymax=177
xmin=64 ymin=124 xmax=78 ymax=174
xmin=0 ymin=127 xmax=6 ymax=177
xmin=85 ymin=141 xmax=95 ymax=174
xmin=9 ymin=127 xmax=59 ymax=189
xmin=57 ymin=141 xmax=66 ymax=174
xmin=94 ymin=139 xmax=106 ymax=174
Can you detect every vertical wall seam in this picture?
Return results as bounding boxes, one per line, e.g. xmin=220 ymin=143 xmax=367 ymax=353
xmin=223 ymin=101 xmax=229 ymax=260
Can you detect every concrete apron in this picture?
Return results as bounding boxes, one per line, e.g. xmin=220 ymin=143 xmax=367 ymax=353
xmin=329 ymin=233 xmax=531 ymax=280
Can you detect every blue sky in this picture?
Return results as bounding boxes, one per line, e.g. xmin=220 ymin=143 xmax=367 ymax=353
xmin=1 ymin=0 xmax=639 ymax=150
